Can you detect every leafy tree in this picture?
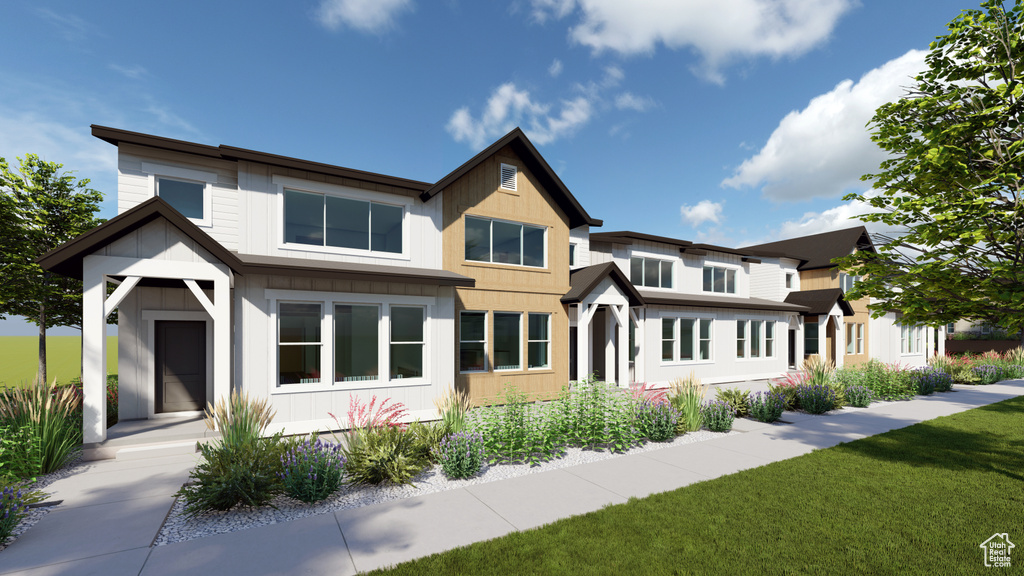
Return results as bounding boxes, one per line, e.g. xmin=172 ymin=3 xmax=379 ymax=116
xmin=0 ymin=155 xmax=105 ymax=383
xmin=838 ymin=0 xmax=1024 ymax=344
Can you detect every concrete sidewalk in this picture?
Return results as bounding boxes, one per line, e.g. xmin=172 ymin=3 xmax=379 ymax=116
xmin=1 ymin=382 xmax=1021 ymax=576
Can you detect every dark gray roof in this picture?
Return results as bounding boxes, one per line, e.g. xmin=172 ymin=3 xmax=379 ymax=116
xmin=784 ymin=288 xmax=854 ymax=316
xmin=236 ymin=253 xmax=474 ymax=286
xmin=562 ymin=263 xmax=644 ymax=307
xmin=590 ymin=231 xmax=692 ymax=249
xmin=744 ymin=227 xmax=874 ymax=270
xmin=638 ymin=290 xmax=809 ymax=313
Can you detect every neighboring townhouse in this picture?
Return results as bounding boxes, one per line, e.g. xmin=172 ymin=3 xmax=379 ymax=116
xmin=746 ymin=227 xmax=943 ymax=368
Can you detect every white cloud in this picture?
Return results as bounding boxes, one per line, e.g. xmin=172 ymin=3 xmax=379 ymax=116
xmin=615 ymin=92 xmax=655 ymax=112
xmin=35 ymin=8 xmax=96 ymax=42
xmin=680 ymin=199 xmax=724 ymax=227
xmin=722 ymin=50 xmax=926 ymax=202
xmin=109 ymin=64 xmax=148 ymax=80
xmin=771 ymin=197 xmax=888 ymax=241
xmin=317 ymin=0 xmax=413 ymax=33
xmin=0 ymin=109 xmax=114 ymax=177
xmin=549 ymin=59 xmax=564 ymax=77
xmin=446 ymin=83 xmax=592 ymax=148
xmin=533 ymin=0 xmax=853 ymax=82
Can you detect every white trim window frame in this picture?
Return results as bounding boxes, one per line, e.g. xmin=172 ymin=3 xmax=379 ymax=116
xmin=527 ymin=312 xmax=551 ymax=370
xmin=846 ymin=323 xmax=856 ymax=355
xmin=765 ymin=321 xmax=776 ymax=358
xmin=856 ymin=323 xmax=864 ymax=354
xmin=277 ymin=301 xmax=325 ymax=386
xmin=465 ymin=215 xmax=547 ymax=269
xmin=661 ymin=315 xmax=713 ymax=364
xmin=273 ymin=175 xmax=412 ymax=260
xmin=459 ymin=311 xmax=488 ymax=373
xmin=630 ymin=255 xmax=674 ymax=289
xmin=144 ymin=162 xmax=215 ymax=228
xmin=702 ymin=265 xmax=738 ymax=294
xmin=334 ymin=303 xmax=381 ymax=383
xmin=736 ymin=320 xmax=747 ymax=359
xmin=499 ymin=163 xmax=518 ymax=191
xmin=493 ymin=312 xmax=523 ymax=371
xmin=662 ymin=318 xmax=678 ymax=362
xmin=750 ymin=320 xmax=762 ymax=358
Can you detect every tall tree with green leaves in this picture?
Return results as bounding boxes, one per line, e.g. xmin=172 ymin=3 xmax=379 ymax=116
xmin=838 ymin=0 xmax=1024 ymax=344
xmin=0 ymin=155 xmax=105 ymax=383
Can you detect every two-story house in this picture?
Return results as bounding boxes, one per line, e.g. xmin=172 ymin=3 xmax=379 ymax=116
xmin=40 ymin=126 xmax=600 ymax=443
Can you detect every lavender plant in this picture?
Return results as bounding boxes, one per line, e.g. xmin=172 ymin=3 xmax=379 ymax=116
xmin=435 ymin=431 xmax=486 ymax=479
xmin=972 ymin=365 xmax=1003 ymax=385
xmin=280 ymin=436 xmax=346 ymax=503
xmin=912 ymin=367 xmax=951 ymax=395
xmin=796 ymin=384 xmax=839 ymax=414
xmin=701 ymin=400 xmax=734 ymax=432
xmin=0 ymin=486 xmax=30 ymax=546
xmin=747 ymin=391 xmax=787 ymax=423
xmin=844 ymin=385 xmax=874 ymax=407
xmin=635 ymin=401 xmax=680 ymax=442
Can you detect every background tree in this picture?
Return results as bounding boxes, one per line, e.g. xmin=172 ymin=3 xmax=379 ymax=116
xmin=838 ymin=0 xmax=1024 ymax=344
xmin=0 ymin=154 xmax=105 ymax=383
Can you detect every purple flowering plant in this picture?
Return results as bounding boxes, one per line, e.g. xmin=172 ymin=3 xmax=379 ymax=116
xmin=280 ymin=436 xmax=346 ymax=504
xmin=0 ymin=485 xmax=30 ymax=546
xmin=701 ymin=400 xmax=734 ymax=432
xmin=796 ymin=383 xmax=839 ymax=414
xmin=435 ymin=431 xmax=486 ymax=480
xmin=748 ymin=391 xmax=787 ymax=423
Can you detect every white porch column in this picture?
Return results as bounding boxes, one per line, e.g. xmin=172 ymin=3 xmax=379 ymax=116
xmin=630 ymin=308 xmax=644 ymax=384
xmin=835 ymin=315 xmax=845 ymax=369
xmin=82 ymin=264 xmax=107 ymax=444
xmin=577 ymin=303 xmax=594 ymax=382
xmin=937 ymin=326 xmax=946 ymax=357
xmin=604 ymin=307 xmax=617 ymax=386
xmin=614 ymin=305 xmax=629 ymax=387
xmin=213 ymin=275 xmax=231 ymax=404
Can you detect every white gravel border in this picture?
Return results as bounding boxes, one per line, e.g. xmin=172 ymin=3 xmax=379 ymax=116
xmin=154 ymin=428 xmax=739 ymax=546
xmin=0 ymin=453 xmax=86 ymax=552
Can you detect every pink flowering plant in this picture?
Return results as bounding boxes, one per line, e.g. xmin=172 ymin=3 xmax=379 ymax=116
xmin=330 ymin=396 xmax=428 ymax=486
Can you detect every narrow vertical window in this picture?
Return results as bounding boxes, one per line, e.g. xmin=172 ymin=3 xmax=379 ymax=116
xmin=390 ymin=306 xmax=424 ymax=379
xmin=494 ymin=312 xmax=521 ymax=370
xmin=459 ymin=312 xmax=487 ymax=372
xmin=856 ymin=323 xmax=864 ymax=354
xmin=680 ymin=319 xmax=695 ymax=361
xmin=660 ymin=261 xmax=673 ymax=289
xmin=766 ymin=321 xmax=775 ymax=357
xmin=569 ymin=244 xmax=576 ymax=267
xmin=846 ymin=323 xmax=855 ymax=354
xmin=278 ymin=303 xmax=322 ymax=385
xmin=901 ymin=324 xmax=908 ymax=354
xmin=785 ymin=273 xmax=793 ymax=289
xmin=737 ymin=320 xmax=747 ymax=359
xmin=806 ymin=321 xmax=819 ymax=355
xmin=751 ymin=320 xmax=762 ymax=358
xmin=662 ymin=318 xmax=677 ymax=362
xmin=527 ymin=313 xmax=550 ymax=369
xmin=334 ymin=305 xmax=378 ymax=382
xmin=699 ymin=319 xmax=712 ymax=360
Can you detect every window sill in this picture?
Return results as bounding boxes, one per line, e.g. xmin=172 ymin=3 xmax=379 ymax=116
xmin=278 ymin=242 xmax=411 ymax=261
xmin=660 ymin=360 xmax=715 ymax=366
xmin=463 ymin=261 xmax=548 ymax=273
xmin=272 ymin=379 xmax=431 ymax=394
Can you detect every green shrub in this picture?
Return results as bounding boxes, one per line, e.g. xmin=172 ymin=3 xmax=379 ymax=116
xmin=0 ymin=377 xmax=82 ymax=475
xmin=701 ymin=400 xmax=734 ymax=432
xmin=767 ymin=381 xmax=801 ymax=411
xmin=341 ymin=425 xmax=428 ymax=485
xmin=552 ymin=377 xmax=639 ymax=452
xmin=473 ymin=385 xmax=565 ymax=464
xmin=714 ymin=388 xmax=750 ymax=417
xmin=406 ymin=420 xmax=449 ymax=464
xmin=280 ymin=436 xmax=346 ymax=504
xmin=748 ymin=391 xmax=787 ymax=423
xmin=435 ymin=431 xmax=486 ymax=479
xmin=796 ymin=384 xmax=839 ymax=414
xmin=845 ymin=385 xmax=873 ymax=407
xmin=0 ymin=424 xmax=41 ymax=481
xmin=635 ymin=401 xmax=679 ymax=442
xmin=857 ymin=360 xmax=916 ymax=400
xmin=668 ymin=374 xmax=706 ymax=433
xmin=178 ymin=433 xmax=289 ymax=516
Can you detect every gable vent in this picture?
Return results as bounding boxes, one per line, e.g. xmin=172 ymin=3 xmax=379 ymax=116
xmin=500 ymin=163 xmax=517 ymax=191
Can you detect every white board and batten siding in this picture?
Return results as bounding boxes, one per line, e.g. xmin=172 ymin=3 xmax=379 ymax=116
xmin=117 ymin=144 xmax=240 ymax=251
xmin=569 ymin=225 xmax=591 ymax=269
xmin=640 ymin=305 xmax=791 ymax=386
xmin=236 ymin=162 xmax=443 ymax=270
xmin=234 ymin=273 xmax=456 ymax=436
xmin=748 ymin=259 xmax=782 ymax=301
xmin=869 ymin=311 xmax=933 ymax=368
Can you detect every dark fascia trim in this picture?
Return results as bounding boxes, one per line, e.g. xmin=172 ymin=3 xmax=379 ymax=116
xmin=562 ymin=262 xmax=645 ymax=307
xmin=237 ymin=255 xmax=475 ymax=287
xmin=37 ymin=196 xmax=245 ymax=280
xmin=420 ymin=127 xmax=602 ymax=228
xmin=741 ymin=257 xmax=762 ymax=264
xmin=590 ymin=230 xmax=693 ymax=249
xmin=641 ymin=292 xmax=810 ymax=313
xmin=91 ymin=125 xmax=433 ymax=193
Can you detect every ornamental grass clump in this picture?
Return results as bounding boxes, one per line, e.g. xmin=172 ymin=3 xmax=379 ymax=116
xmin=796 ymin=384 xmax=839 ymax=414
xmin=0 ymin=485 xmax=31 ymax=546
xmin=747 ymin=391 xmax=787 ymax=423
xmin=433 ymin=386 xmax=472 ymax=434
xmin=701 ymin=400 xmax=734 ymax=432
xmin=715 ymin=387 xmax=750 ymax=417
xmin=845 ymin=385 xmax=874 ymax=408
xmin=280 ymin=436 xmax=346 ymax=504
xmin=669 ymin=373 xmax=706 ymax=433
xmin=635 ymin=401 xmax=680 ymax=442
xmin=0 ymin=377 xmax=82 ymax=475
xmin=435 ymin=431 xmax=486 ymax=479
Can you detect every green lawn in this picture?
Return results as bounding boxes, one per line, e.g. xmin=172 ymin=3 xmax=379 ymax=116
xmin=370 ymin=396 xmax=1024 ymax=575
xmin=0 ymin=336 xmax=117 ymax=388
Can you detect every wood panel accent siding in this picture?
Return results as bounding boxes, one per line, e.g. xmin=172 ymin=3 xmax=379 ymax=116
xmin=440 ymin=146 xmax=573 ymax=402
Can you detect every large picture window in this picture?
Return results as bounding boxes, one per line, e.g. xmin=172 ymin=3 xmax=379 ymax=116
xmin=528 ymin=313 xmax=550 ymax=369
xmin=703 ymin=266 xmax=737 ymax=294
xmin=460 ymin=312 xmax=487 ymax=372
xmin=278 ymin=303 xmax=322 ymax=385
xmin=390 ymin=306 xmax=424 ymax=379
xmin=662 ymin=317 xmax=711 ymax=362
xmin=284 ymin=189 xmax=403 ymax=254
xmin=901 ymin=325 xmax=923 ymax=354
xmin=494 ymin=312 xmax=522 ymax=370
xmin=631 ymin=257 xmax=673 ymax=289
xmin=465 ymin=216 xmax=545 ymax=267
xmin=157 ymin=177 xmax=205 ymax=221
xmin=334 ymin=305 xmax=378 ymax=382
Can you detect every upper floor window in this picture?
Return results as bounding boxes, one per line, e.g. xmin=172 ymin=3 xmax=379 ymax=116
xmin=703 ymin=266 xmax=737 ymax=294
xmin=840 ymin=273 xmax=861 ymax=293
xmin=569 ymin=244 xmax=577 ymax=267
xmin=283 ymin=189 xmax=403 ymax=254
xmin=785 ymin=273 xmax=794 ymax=289
xmin=631 ymin=257 xmax=673 ymax=289
xmin=465 ymin=216 xmax=545 ymax=267
xmin=157 ymin=177 xmax=206 ymax=222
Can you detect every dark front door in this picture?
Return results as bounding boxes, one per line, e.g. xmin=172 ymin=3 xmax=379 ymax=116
xmin=788 ymin=330 xmax=797 ymax=368
xmin=155 ymin=321 xmax=207 ymax=413
xmin=592 ymin=307 xmax=606 ymax=381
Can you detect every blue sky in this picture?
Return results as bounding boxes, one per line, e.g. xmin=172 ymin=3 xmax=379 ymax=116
xmin=0 ymin=0 xmax=969 ymax=335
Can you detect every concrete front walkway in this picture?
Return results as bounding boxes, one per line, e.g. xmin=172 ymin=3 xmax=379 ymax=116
xmin=1 ymin=381 xmax=1021 ymax=575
